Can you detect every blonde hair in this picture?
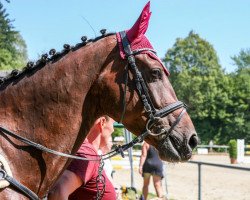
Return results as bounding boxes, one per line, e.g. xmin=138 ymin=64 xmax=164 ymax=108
xmin=103 ymin=115 xmax=110 ymax=121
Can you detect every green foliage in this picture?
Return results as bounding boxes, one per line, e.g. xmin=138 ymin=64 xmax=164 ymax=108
xmin=164 ymin=31 xmax=231 ymax=144
xmin=112 ymin=127 xmax=124 ymax=140
xmin=228 ymin=139 xmax=237 ymax=159
xmin=123 ymin=189 xmax=157 ymax=200
xmin=164 ymin=31 xmax=250 ymax=144
xmin=220 ymin=49 xmax=250 ymax=143
xmin=0 ymin=2 xmax=27 ymax=70
xmin=231 ymin=49 xmax=250 ymax=70
xmin=225 ymin=67 xmax=250 ymax=143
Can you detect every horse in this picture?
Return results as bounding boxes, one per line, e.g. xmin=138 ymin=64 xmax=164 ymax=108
xmin=0 ymin=2 xmax=198 ymax=199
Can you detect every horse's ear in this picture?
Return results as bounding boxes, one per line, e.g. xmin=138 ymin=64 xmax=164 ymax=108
xmin=127 ymin=1 xmax=151 ymax=43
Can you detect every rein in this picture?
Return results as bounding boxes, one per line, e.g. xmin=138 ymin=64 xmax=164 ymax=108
xmin=0 ymin=31 xmax=187 ymax=200
xmin=0 ymin=125 xmax=147 ymax=200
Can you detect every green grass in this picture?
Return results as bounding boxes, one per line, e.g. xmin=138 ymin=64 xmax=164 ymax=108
xmin=123 ymin=189 xmax=175 ymax=200
xmin=122 ymin=189 xmax=156 ymax=199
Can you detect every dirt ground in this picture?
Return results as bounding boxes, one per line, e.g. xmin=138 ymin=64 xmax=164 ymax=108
xmin=112 ymin=155 xmax=250 ymax=200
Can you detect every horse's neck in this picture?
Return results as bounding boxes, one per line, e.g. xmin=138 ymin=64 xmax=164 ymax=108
xmin=0 ymin=35 xmax=117 ymax=197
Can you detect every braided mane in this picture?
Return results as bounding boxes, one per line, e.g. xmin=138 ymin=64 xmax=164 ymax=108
xmin=0 ymin=30 xmax=115 ymax=90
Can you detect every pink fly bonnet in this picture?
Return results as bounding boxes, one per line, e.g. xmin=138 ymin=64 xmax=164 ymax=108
xmin=116 ymin=1 xmax=169 ymax=75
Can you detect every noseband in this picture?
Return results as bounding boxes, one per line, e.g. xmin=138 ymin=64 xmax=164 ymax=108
xmin=119 ymin=31 xmax=186 ymax=137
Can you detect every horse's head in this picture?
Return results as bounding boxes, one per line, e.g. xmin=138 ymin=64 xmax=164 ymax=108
xmin=93 ymin=2 xmax=198 ymax=162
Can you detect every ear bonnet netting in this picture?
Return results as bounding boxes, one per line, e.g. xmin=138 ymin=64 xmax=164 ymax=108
xmin=116 ymin=2 xmax=169 ymax=76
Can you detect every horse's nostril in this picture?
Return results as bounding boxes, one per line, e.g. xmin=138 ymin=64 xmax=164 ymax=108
xmin=188 ymin=134 xmax=198 ymax=149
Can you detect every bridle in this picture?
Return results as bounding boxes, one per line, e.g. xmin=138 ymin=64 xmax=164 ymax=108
xmin=118 ymin=31 xmax=186 ymax=137
xmin=0 ymin=31 xmax=187 ymax=200
xmin=102 ymin=31 xmax=188 ymax=162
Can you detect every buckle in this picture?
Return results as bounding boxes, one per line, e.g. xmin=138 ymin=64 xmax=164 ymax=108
xmin=0 ymin=169 xmax=7 ymax=180
xmin=115 ymin=145 xmax=125 ymax=158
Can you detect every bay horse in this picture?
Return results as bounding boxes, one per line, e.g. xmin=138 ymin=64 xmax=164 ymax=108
xmin=0 ymin=2 xmax=198 ymax=199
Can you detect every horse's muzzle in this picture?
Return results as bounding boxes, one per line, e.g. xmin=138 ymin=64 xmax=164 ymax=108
xmin=159 ymin=132 xmax=198 ymax=162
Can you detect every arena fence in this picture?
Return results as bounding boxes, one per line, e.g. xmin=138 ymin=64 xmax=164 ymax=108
xmin=195 ymin=143 xmax=250 ymax=155
xmin=188 ymin=161 xmax=250 ymax=200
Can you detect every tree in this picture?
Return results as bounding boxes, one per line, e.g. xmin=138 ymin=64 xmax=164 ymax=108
xmin=0 ymin=2 xmax=27 ymax=70
xmin=231 ymin=49 xmax=250 ymax=70
xmin=226 ymin=49 xmax=250 ymax=143
xmin=164 ymin=31 xmax=232 ymax=144
xmin=112 ymin=127 xmax=124 ymax=140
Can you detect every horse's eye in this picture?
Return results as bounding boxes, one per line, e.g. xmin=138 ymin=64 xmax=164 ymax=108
xmin=151 ymin=68 xmax=162 ymax=80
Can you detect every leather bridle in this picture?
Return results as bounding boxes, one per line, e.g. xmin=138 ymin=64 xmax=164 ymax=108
xmin=0 ymin=31 xmax=187 ymax=200
xmin=118 ymin=31 xmax=186 ymax=137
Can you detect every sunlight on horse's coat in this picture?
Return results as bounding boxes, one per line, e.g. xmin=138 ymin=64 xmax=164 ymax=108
xmin=0 ymin=2 xmax=197 ymax=199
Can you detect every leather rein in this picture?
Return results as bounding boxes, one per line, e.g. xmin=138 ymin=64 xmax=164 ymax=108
xmin=0 ymin=31 xmax=186 ymax=200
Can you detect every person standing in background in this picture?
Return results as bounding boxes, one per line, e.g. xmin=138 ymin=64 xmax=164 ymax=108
xmin=139 ymin=142 xmax=165 ymax=200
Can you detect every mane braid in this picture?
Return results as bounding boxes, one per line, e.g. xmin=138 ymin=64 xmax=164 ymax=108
xmin=0 ymin=32 xmax=115 ymax=90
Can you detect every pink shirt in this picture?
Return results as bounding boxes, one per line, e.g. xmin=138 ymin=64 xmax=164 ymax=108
xmin=68 ymin=142 xmax=116 ymax=200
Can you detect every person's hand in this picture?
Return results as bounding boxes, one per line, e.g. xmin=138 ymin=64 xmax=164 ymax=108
xmin=139 ymin=166 xmax=143 ymax=175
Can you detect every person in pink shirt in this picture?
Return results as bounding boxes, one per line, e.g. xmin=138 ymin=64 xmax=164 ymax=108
xmin=48 ymin=116 xmax=116 ymax=200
